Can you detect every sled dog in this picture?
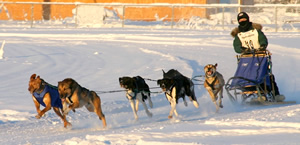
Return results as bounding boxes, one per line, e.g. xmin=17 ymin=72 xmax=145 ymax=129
xmin=28 ymin=74 xmax=71 ymax=128
xmin=58 ymin=78 xmax=107 ymax=128
xmin=204 ymin=63 xmax=225 ymax=112
xmin=119 ymin=76 xmax=153 ymax=120
xmin=157 ymin=69 xmax=199 ymax=119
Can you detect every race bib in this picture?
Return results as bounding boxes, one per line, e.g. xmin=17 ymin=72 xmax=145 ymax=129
xmin=237 ymin=29 xmax=261 ymax=49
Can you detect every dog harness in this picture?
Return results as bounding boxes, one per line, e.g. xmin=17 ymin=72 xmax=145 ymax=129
xmin=165 ymin=84 xmax=175 ymax=97
xmin=126 ymin=90 xmax=137 ymax=100
xmin=33 ymin=85 xmax=63 ymax=109
xmin=205 ymin=75 xmax=218 ymax=90
xmin=165 ymin=83 xmax=179 ymax=103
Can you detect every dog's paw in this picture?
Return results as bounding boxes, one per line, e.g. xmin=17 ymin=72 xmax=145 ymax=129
xmin=193 ymin=101 xmax=199 ymax=108
xmin=219 ymin=104 xmax=223 ymax=108
xmin=63 ymin=108 xmax=72 ymax=115
xmin=184 ymin=101 xmax=188 ymax=107
xmin=215 ymin=107 xmax=220 ymax=113
xmin=35 ymin=114 xmax=42 ymax=119
xmin=147 ymin=112 xmax=153 ymax=118
xmin=63 ymin=111 xmax=69 ymax=116
xmin=64 ymin=122 xmax=72 ymax=128
xmin=149 ymin=100 xmax=153 ymax=108
xmin=134 ymin=117 xmax=139 ymax=121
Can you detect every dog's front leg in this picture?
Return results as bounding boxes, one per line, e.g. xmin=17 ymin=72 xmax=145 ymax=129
xmin=53 ymin=107 xmax=72 ymax=128
xmin=137 ymin=94 xmax=152 ymax=118
xmin=63 ymin=101 xmax=79 ymax=116
xmin=126 ymin=91 xmax=138 ymax=120
xmin=62 ymin=101 xmax=69 ymax=114
xmin=129 ymin=99 xmax=138 ymax=120
xmin=135 ymin=99 xmax=139 ymax=112
xmin=213 ymin=87 xmax=223 ymax=108
xmin=35 ymin=94 xmax=52 ymax=119
xmin=166 ymin=93 xmax=177 ymax=119
xmin=218 ymin=88 xmax=224 ymax=108
xmin=32 ymin=96 xmax=42 ymax=117
xmin=62 ymin=101 xmax=72 ymax=115
xmin=206 ymin=87 xmax=220 ymax=112
xmin=173 ymin=102 xmax=178 ymax=117
xmin=170 ymin=100 xmax=178 ymax=119
xmin=148 ymin=98 xmax=153 ymax=108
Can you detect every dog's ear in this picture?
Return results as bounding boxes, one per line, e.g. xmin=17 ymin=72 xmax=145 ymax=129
xmin=215 ymin=63 xmax=218 ymax=67
xmin=162 ymin=69 xmax=165 ymax=74
xmin=30 ymin=74 xmax=37 ymax=80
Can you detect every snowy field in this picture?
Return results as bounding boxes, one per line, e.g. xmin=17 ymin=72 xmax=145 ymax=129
xmin=0 ymin=26 xmax=300 ymax=145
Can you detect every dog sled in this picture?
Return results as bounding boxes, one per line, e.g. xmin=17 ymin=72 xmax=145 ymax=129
xmin=225 ymin=50 xmax=294 ymax=105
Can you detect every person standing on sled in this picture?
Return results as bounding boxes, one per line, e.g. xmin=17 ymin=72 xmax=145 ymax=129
xmin=230 ymin=12 xmax=285 ymax=101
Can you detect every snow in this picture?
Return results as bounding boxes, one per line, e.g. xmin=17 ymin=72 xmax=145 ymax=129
xmin=0 ymin=25 xmax=299 ymax=145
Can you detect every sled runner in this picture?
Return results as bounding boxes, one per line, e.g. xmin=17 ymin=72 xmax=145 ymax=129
xmin=225 ymin=50 xmax=293 ymax=105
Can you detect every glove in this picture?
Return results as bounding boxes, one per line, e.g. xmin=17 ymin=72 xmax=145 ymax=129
xmin=241 ymin=47 xmax=251 ymax=53
xmin=259 ymin=45 xmax=266 ymax=51
xmin=241 ymin=47 xmax=248 ymax=51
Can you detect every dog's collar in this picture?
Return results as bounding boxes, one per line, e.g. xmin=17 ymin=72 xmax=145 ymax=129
xmin=67 ymin=96 xmax=73 ymax=104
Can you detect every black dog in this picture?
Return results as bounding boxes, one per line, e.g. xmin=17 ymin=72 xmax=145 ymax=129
xmin=119 ymin=76 xmax=153 ymax=120
xmin=157 ymin=69 xmax=199 ymax=119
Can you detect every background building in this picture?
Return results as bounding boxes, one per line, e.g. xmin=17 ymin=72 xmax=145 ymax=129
xmin=0 ymin=0 xmax=220 ymax=21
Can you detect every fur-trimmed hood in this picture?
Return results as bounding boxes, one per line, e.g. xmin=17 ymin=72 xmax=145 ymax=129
xmin=230 ymin=23 xmax=263 ymax=37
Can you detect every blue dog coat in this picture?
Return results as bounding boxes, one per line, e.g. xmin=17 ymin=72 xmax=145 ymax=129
xmin=33 ymin=85 xmax=63 ymax=109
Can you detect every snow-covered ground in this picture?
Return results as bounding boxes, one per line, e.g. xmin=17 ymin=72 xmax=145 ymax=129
xmin=0 ymin=27 xmax=299 ymax=145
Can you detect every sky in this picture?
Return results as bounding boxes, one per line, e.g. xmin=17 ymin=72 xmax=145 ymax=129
xmin=0 ymin=22 xmax=300 ymax=144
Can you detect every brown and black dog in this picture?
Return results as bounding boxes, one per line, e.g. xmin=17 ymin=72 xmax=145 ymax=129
xmin=28 ymin=74 xmax=71 ymax=128
xmin=204 ymin=64 xmax=225 ymax=112
xmin=57 ymin=78 xmax=107 ymax=128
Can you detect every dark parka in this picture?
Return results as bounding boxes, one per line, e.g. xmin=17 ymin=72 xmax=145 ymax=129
xmin=231 ymin=23 xmax=268 ymax=54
